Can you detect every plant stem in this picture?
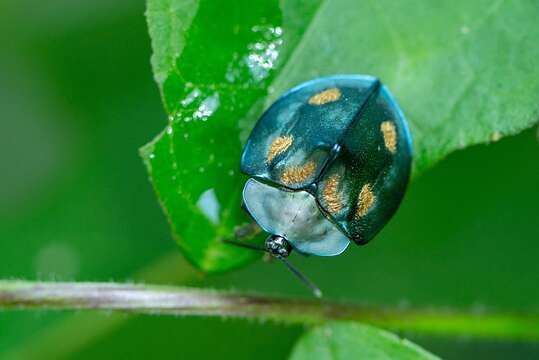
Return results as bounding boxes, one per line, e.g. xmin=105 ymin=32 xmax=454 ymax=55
xmin=1 ymin=280 xmax=538 ymax=342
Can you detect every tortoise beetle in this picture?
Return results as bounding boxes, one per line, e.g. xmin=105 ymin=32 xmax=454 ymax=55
xmin=234 ymin=75 xmax=411 ymax=294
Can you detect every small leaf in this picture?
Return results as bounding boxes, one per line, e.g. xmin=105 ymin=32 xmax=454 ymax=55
xmin=289 ymin=322 xmax=439 ymax=360
xmin=143 ymin=0 xmax=539 ymax=272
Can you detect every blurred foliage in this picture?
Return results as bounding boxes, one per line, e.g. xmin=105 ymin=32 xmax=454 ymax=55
xmin=0 ymin=0 xmax=538 ymax=359
xmin=143 ymin=0 xmax=539 ymax=273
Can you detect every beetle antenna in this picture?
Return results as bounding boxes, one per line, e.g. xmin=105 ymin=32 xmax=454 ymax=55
xmin=278 ymin=257 xmax=323 ymax=298
xmin=223 ymin=238 xmax=323 ymax=298
xmin=222 ymin=239 xmax=266 ymax=252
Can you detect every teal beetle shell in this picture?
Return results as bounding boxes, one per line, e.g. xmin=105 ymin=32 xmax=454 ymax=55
xmin=240 ymin=75 xmax=412 ymax=255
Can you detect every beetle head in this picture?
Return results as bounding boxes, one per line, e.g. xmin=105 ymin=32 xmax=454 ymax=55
xmin=264 ymin=235 xmax=292 ymax=258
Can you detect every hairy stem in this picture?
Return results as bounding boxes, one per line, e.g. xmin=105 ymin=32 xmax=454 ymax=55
xmin=1 ymin=280 xmax=538 ymax=341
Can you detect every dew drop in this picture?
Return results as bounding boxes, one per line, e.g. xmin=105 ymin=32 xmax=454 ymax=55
xmin=244 ymin=25 xmax=284 ymax=81
xmin=193 ymin=93 xmax=220 ymax=121
xmin=181 ymin=88 xmax=202 ymax=107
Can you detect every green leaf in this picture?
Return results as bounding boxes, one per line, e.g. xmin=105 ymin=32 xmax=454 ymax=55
xmin=269 ymin=0 xmax=539 ymax=173
xmin=143 ymin=0 xmax=539 ymax=272
xmin=142 ymin=0 xmax=321 ymax=272
xmin=289 ymin=322 xmax=439 ymax=360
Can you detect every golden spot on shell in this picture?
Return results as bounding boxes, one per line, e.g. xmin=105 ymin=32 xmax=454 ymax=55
xmin=323 ymin=175 xmax=343 ymax=213
xmin=308 ymin=87 xmax=341 ymax=105
xmin=356 ymin=184 xmax=375 ymax=218
xmin=281 ymin=161 xmax=316 ymax=185
xmin=381 ymin=121 xmax=397 ymax=154
xmin=266 ymin=135 xmax=293 ymax=164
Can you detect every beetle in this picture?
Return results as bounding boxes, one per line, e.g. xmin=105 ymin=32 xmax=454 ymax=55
xmin=229 ymin=75 xmax=412 ymax=295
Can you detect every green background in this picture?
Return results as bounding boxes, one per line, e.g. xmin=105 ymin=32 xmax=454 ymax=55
xmin=1 ymin=1 xmax=538 ymax=358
